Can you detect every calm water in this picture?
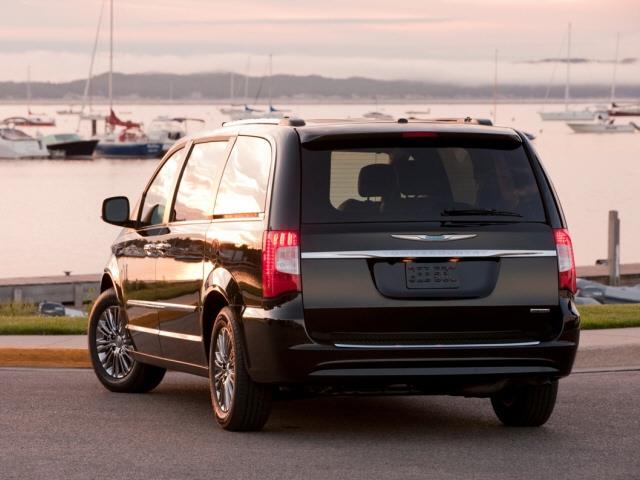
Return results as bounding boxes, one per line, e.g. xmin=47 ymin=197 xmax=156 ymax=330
xmin=0 ymin=102 xmax=638 ymax=278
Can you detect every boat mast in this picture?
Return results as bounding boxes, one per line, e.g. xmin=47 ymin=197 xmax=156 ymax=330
xmin=610 ymin=32 xmax=620 ymax=104
xmin=564 ymin=22 xmax=571 ymax=111
xmin=268 ymin=54 xmax=272 ymax=108
xmin=108 ymin=0 xmax=113 ymax=114
xmin=230 ymin=72 xmax=234 ymax=104
xmin=79 ymin=0 xmax=106 ymax=121
xmin=26 ymin=65 xmax=31 ymax=111
xmin=492 ymin=49 xmax=498 ymax=124
xmin=244 ymin=56 xmax=251 ymax=105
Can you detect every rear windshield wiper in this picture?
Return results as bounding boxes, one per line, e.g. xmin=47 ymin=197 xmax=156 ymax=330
xmin=441 ymin=208 xmax=522 ymax=217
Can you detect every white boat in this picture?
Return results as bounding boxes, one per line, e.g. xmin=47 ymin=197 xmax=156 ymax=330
xmin=540 ymin=110 xmax=596 ymax=121
xmin=147 ymin=116 xmax=206 ymax=152
xmin=567 ymin=120 xmax=638 ymax=134
xmin=363 ymin=111 xmax=394 ymax=121
xmin=0 ymin=127 xmax=50 ymax=158
xmin=538 ymin=23 xmax=596 ymax=122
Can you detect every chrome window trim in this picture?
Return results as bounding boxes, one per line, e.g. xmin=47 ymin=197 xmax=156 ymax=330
xmin=334 ymin=341 xmax=541 ymax=349
xmin=126 ymin=324 xmax=202 ymax=342
xmin=301 ymin=250 xmax=557 ymax=259
xmin=126 ymin=299 xmax=197 ymax=312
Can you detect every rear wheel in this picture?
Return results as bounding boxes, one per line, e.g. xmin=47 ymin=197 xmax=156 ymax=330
xmin=209 ymin=307 xmax=272 ymax=431
xmin=491 ymin=380 xmax=558 ymax=427
xmin=89 ymin=288 xmax=166 ymax=393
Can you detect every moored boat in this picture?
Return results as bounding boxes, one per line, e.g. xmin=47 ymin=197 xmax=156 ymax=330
xmin=0 ymin=127 xmax=49 ymax=159
xmin=94 ymin=110 xmax=164 ymax=159
xmin=41 ymin=133 xmax=99 ymax=158
xmin=607 ymin=102 xmax=640 ymax=117
xmin=540 ymin=110 xmax=596 ymax=121
xmin=2 ymin=114 xmax=56 ymax=127
xmin=147 ymin=116 xmax=206 ymax=153
xmin=567 ymin=120 xmax=638 ymax=134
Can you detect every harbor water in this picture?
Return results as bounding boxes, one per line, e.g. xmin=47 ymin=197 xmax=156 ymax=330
xmin=0 ymin=102 xmax=638 ymax=278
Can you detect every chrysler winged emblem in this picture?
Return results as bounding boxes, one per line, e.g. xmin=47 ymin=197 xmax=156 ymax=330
xmin=391 ymin=234 xmax=477 ymax=242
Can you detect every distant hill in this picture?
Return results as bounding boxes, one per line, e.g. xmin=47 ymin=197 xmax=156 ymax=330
xmin=1 ymin=71 xmax=638 ymax=101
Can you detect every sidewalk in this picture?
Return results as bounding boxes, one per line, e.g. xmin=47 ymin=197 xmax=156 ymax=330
xmin=0 ymin=329 xmax=639 ymax=369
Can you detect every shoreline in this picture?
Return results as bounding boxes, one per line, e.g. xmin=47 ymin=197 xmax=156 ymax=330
xmin=0 ymin=97 xmax=634 ymax=106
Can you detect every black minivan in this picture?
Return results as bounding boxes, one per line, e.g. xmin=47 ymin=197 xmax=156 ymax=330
xmin=90 ymin=118 xmax=579 ymax=431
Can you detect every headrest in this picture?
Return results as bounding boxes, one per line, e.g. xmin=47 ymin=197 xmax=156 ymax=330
xmin=394 ymin=153 xmax=451 ymax=199
xmin=358 ymin=164 xmax=395 ymax=197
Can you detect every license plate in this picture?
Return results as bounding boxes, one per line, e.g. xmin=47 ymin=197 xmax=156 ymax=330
xmin=405 ymin=262 xmax=459 ymax=289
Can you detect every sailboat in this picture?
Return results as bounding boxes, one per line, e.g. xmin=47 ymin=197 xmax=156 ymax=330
xmin=11 ymin=66 xmax=56 ymax=127
xmin=94 ymin=0 xmax=163 ymax=158
xmin=539 ymin=23 xmax=595 ymax=121
xmin=225 ymin=55 xmax=286 ymax=120
xmin=567 ymin=34 xmax=638 ymax=134
xmin=363 ymin=96 xmax=393 ymax=120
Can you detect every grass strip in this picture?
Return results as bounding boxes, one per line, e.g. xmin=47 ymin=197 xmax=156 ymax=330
xmin=0 ymin=316 xmax=88 ymax=335
xmin=579 ymin=304 xmax=640 ymax=330
xmin=0 ymin=305 xmax=638 ymax=335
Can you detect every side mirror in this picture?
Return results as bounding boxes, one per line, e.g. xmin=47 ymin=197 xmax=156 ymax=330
xmin=102 ymin=196 xmax=134 ymax=227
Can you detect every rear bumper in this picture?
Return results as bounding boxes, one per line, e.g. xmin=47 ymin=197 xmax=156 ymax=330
xmin=241 ymin=297 xmax=580 ymax=388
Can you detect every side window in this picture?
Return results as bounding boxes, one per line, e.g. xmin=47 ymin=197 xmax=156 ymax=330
xmin=172 ymin=141 xmax=229 ymax=222
xmin=139 ymin=149 xmax=184 ymax=227
xmin=214 ymin=136 xmax=272 ymax=216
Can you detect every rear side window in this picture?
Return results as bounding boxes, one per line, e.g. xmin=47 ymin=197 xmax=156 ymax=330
xmin=214 ymin=136 xmax=272 ymax=216
xmin=172 ymin=140 xmax=229 ymax=222
xmin=302 ymin=141 xmax=546 ymax=223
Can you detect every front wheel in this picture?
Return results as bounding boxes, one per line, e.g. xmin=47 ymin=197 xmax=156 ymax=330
xmin=491 ymin=380 xmax=558 ymax=427
xmin=209 ymin=307 xmax=272 ymax=431
xmin=88 ymin=288 xmax=166 ymax=393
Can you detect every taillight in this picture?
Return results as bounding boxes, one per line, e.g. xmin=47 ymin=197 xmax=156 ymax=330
xmin=262 ymin=230 xmax=301 ymax=298
xmin=554 ymin=228 xmax=576 ymax=294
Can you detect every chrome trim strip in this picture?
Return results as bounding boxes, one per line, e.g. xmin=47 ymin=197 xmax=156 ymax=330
xmin=126 ymin=324 xmax=158 ymax=335
xmin=126 ymin=299 xmax=197 ymax=312
xmin=530 ymin=308 xmax=551 ymax=314
xmin=301 ymin=250 xmax=557 ymax=259
xmin=333 ymin=341 xmax=541 ymax=349
xmin=391 ymin=234 xmax=478 ymax=242
xmin=158 ymin=330 xmax=202 ymax=342
xmin=126 ymin=324 xmax=201 ymax=342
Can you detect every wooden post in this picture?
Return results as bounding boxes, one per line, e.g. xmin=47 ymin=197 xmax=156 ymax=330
xmin=74 ymin=284 xmax=83 ymax=308
xmin=608 ymin=210 xmax=620 ymax=286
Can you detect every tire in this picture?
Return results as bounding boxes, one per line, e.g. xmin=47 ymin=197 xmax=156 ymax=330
xmin=209 ymin=306 xmax=272 ymax=431
xmin=491 ymin=380 xmax=558 ymax=427
xmin=88 ymin=288 xmax=166 ymax=393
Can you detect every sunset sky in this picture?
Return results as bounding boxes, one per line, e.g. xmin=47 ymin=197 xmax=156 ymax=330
xmin=2 ymin=0 xmax=639 ymax=84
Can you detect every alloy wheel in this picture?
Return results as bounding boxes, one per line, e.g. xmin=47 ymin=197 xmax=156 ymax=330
xmin=213 ymin=326 xmax=236 ymax=413
xmin=95 ymin=305 xmax=134 ymax=379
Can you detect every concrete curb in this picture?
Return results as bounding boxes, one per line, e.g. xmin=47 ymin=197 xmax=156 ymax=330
xmin=0 ymin=348 xmax=90 ymax=368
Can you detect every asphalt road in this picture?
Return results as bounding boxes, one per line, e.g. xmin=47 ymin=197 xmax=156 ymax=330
xmin=1 ymin=368 xmax=639 ymax=480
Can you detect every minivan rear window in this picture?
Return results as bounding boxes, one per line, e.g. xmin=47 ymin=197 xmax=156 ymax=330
xmin=301 ymin=141 xmax=546 ymax=223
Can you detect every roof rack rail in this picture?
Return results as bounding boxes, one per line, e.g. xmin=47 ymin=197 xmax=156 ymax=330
xmin=221 ymin=116 xmax=306 ymax=128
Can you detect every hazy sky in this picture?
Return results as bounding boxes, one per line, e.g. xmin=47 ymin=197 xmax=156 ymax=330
xmin=2 ymin=0 xmax=639 ymax=84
